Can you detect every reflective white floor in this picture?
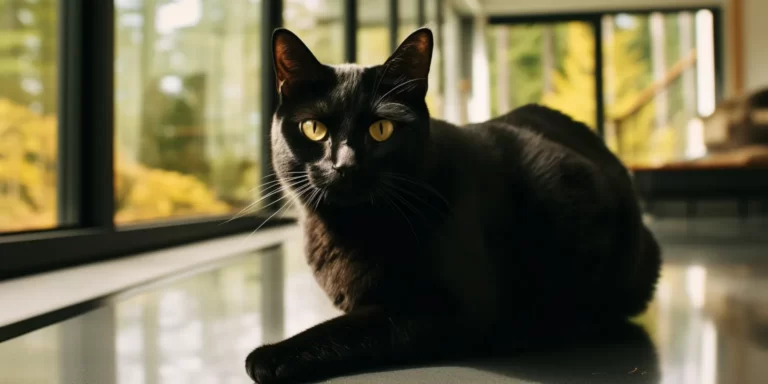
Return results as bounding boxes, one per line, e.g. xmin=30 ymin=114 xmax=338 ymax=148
xmin=1 ymin=231 xmax=767 ymax=384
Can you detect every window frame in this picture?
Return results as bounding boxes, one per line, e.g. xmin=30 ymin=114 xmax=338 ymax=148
xmin=0 ymin=0 xmax=448 ymax=281
xmin=0 ymin=0 xmax=291 ymax=280
xmin=488 ymin=6 xmax=725 ymax=139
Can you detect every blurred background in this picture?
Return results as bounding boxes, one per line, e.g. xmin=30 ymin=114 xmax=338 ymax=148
xmin=1 ymin=0 xmax=767 ymax=384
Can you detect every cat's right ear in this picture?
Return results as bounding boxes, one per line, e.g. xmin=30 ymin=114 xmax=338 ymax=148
xmin=383 ymin=29 xmax=433 ymax=79
xmin=379 ymin=28 xmax=433 ymax=96
xmin=272 ymin=29 xmax=323 ymax=97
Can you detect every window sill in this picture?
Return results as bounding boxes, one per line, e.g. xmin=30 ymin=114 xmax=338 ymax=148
xmin=0 ymin=223 xmax=301 ymax=342
xmin=0 ymin=215 xmax=296 ymax=280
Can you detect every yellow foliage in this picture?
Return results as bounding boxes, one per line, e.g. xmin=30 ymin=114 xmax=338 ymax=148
xmin=540 ymin=21 xmax=671 ymax=166
xmin=0 ymin=99 xmax=57 ymax=231
xmin=114 ymin=155 xmax=231 ymax=223
xmin=0 ymin=99 xmax=232 ymax=232
xmin=426 ymin=93 xmax=441 ymax=118
xmin=540 ymin=23 xmax=596 ymax=129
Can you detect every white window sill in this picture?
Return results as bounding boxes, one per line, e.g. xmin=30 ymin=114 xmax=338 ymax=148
xmin=0 ymin=224 xmax=301 ymax=331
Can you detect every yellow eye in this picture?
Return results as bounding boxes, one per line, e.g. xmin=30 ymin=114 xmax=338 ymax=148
xmin=299 ymin=120 xmax=328 ymax=141
xmin=369 ymin=120 xmax=394 ymax=142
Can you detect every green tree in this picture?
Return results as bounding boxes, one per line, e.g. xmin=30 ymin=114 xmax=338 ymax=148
xmin=0 ymin=0 xmax=58 ymax=231
xmin=507 ymin=26 xmax=546 ymax=110
xmin=0 ymin=0 xmax=58 ymax=115
xmin=487 ymin=25 xmax=547 ymax=117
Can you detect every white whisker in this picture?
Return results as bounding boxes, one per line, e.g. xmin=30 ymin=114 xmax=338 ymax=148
xmin=373 ymin=77 xmax=427 ymax=107
xmin=221 ymin=175 xmax=309 ymax=224
xmin=241 ymin=182 xmax=316 ymax=244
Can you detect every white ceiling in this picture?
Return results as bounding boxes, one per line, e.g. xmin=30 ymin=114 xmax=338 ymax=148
xmin=480 ymin=0 xmax=723 ymax=16
xmin=296 ymin=0 xmax=725 ymax=24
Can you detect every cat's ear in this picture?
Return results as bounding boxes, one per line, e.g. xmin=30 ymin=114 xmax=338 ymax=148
xmin=272 ymin=28 xmax=324 ymax=97
xmin=381 ymin=28 xmax=433 ymax=84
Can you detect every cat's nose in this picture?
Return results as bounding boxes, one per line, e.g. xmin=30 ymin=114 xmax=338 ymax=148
xmin=331 ymin=163 xmax=358 ymax=177
xmin=332 ymin=145 xmax=358 ymax=177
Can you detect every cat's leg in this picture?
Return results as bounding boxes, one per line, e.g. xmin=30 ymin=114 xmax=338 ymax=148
xmin=245 ymin=306 xmax=475 ymax=384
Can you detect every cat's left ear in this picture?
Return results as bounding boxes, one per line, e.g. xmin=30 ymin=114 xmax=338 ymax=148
xmin=381 ymin=28 xmax=433 ymax=92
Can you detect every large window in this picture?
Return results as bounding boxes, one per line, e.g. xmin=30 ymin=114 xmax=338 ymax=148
xmin=603 ymin=11 xmax=717 ymax=167
xmin=487 ymin=22 xmax=597 ymax=129
xmin=284 ymin=0 xmax=344 ymax=65
xmin=1 ymin=0 xmax=406 ymax=281
xmin=0 ymin=0 xmax=58 ymax=232
xmin=488 ymin=9 xmax=718 ymax=168
xmin=114 ymin=0 xmax=262 ymax=224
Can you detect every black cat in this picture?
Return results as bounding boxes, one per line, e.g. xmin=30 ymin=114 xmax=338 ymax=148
xmin=245 ymin=28 xmax=661 ymax=383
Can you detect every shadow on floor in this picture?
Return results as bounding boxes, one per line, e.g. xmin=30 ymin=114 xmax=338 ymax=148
xmin=330 ymin=321 xmax=659 ymax=384
xmin=463 ymin=321 xmax=659 ymax=383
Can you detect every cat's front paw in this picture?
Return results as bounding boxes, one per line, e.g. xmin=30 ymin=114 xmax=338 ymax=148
xmin=245 ymin=344 xmax=288 ymax=384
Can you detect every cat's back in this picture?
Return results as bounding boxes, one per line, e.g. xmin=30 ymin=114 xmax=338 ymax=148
xmin=485 ymin=104 xmax=629 ymax=179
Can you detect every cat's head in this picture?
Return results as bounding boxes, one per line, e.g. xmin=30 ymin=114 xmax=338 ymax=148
xmin=270 ymin=28 xmax=434 ymax=208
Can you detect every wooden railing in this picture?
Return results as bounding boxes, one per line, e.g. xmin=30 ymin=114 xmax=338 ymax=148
xmin=610 ymin=49 xmax=698 ymax=164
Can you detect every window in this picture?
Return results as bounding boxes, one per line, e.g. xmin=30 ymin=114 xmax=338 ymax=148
xmin=284 ymin=0 xmax=344 ymax=65
xmin=2 ymin=0 xmax=370 ymax=280
xmin=357 ymin=0 xmax=390 ymax=65
xmin=603 ymin=11 xmax=717 ymax=167
xmin=487 ymin=22 xmax=597 ymax=129
xmin=114 ymin=0 xmax=262 ymax=224
xmin=0 ymin=0 xmax=58 ymax=233
xmin=488 ymin=8 xmax=719 ymax=167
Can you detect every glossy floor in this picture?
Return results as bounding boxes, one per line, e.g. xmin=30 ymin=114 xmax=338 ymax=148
xmin=1 ymin=232 xmax=767 ymax=384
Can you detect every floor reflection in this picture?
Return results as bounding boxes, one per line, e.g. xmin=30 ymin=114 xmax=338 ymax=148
xmin=0 ymin=234 xmax=767 ymax=384
xmin=116 ymin=249 xmax=267 ymax=384
xmin=460 ymin=321 xmax=660 ymax=383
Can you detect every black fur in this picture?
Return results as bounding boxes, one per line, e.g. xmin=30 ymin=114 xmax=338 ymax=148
xmin=245 ymin=28 xmax=662 ymax=383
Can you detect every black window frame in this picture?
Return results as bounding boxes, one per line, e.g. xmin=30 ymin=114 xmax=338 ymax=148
xmin=488 ymin=6 xmax=725 ymax=139
xmin=1 ymin=0 xmax=340 ymax=280
xmin=0 ymin=0 xmax=451 ymax=281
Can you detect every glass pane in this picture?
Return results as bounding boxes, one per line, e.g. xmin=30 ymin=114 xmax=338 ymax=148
xmin=487 ymin=22 xmax=597 ymax=129
xmin=397 ymin=0 xmax=418 ymax=42
xmin=114 ymin=0 xmax=262 ymax=224
xmin=357 ymin=0 xmax=390 ymax=65
xmin=284 ymin=0 xmax=344 ymax=65
xmin=0 ymin=1 xmax=58 ymax=232
xmin=603 ymin=11 xmax=717 ymax=167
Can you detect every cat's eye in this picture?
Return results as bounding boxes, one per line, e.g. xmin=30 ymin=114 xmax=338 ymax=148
xmin=299 ymin=119 xmax=328 ymax=141
xmin=369 ymin=120 xmax=394 ymax=142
